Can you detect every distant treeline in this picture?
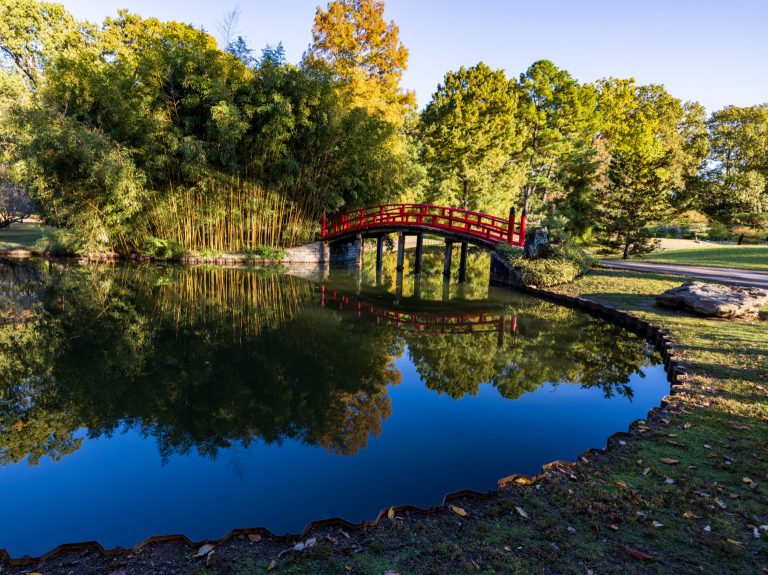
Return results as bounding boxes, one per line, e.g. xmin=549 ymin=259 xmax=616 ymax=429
xmin=0 ymin=0 xmax=766 ymax=256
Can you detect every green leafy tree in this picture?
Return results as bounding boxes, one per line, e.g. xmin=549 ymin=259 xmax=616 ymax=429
xmin=420 ymin=62 xmax=524 ymax=214
xmin=515 ymin=60 xmax=598 ymax=213
xmin=699 ymin=104 xmax=768 ymax=235
xmin=594 ymin=79 xmax=708 ymax=258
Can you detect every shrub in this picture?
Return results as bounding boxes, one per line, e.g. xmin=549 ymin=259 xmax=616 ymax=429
xmin=495 ymin=243 xmax=593 ymax=287
xmin=140 ymin=237 xmax=187 ymax=260
xmin=35 ymin=229 xmax=80 ymax=256
xmin=705 ymin=221 xmax=732 ymax=241
xmin=245 ymin=246 xmax=287 ymax=260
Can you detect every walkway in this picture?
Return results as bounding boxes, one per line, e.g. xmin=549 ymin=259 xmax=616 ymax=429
xmin=599 ymin=259 xmax=768 ymax=290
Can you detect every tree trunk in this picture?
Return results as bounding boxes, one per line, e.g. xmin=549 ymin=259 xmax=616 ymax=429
xmin=462 ymin=180 xmax=469 ymax=210
xmin=737 ymin=234 xmax=744 ymax=245
xmin=622 ymin=240 xmax=630 ymax=260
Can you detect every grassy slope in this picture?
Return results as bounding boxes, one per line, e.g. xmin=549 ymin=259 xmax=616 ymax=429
xmin=640 ymin=246 xmax=768 ymax=271
xmin=183 ymin=269 xmax=766 ymax=575
xmin=0 ymin=222 xmax=44 ymax=251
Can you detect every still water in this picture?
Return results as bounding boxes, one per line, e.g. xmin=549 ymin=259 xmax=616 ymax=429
xmin=0 ymin=255 xmax=667 ymax=556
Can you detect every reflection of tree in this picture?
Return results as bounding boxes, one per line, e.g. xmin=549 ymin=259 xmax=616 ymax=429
xmin=406 ymin=301 xmax=658 ymax=400
xmin=0 ymin=263 xmax=402 ymax=465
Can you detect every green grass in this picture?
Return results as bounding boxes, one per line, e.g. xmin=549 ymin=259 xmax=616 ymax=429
xmin=640 ymin=246 xmax=768 ymax=271
xmin=0 ymin=221 xmax=45 ymax=251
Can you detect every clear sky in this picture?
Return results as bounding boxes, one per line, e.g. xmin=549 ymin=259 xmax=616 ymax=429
xmin=58 ymin=0 xmax=767 ymax=114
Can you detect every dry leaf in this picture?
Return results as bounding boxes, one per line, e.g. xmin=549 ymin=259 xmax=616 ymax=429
xmin=267 ymin=559 xmax=277 ymax=571
xmin=660 ymin=457 xmax=679 ymax=465
xmin=623 ymin=546 xmax=654 ymax=561
xmin=339 ymin=529 xmax=350 ymax=539
xmin=514 ymin=506 xmax=529 ymax=519
xmin=683 ymin=511 xmax=700 ymax=520
xmin=248 ymin=533 xmax=262 ymax=543
xmin=193 ymin=544 xmax=215 ymax=558
xmin=387 ymin=507 xmax=395 ymax=520
xmin=642 ymin=467 xmax=651 ymax=476
xmin=609 ymin=524 xmax=619 ymax=531
xmin=652 ymin=521 xmax=664 ymax=528
xmin=449 ymin=505 xmax=468 ymax=517
xmin=742 ymin=477 xmax=753 ymax=484
xmin=683 ymin=422 xmax=692 ymax=429
xmin=664 ymin=477 xmax=675 ymax=484
xmin=614 ymin=481 xmax=628 ymax=489
xmin=726 ymin=538 xmax=743 ymax=546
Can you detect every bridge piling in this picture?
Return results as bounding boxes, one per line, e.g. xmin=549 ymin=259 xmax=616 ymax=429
xmin=458 ymin=242 xmax=468 ymax=283
xmin=443 ymin=239 xmax=453 ymax=278
xmin=396 ymin=232 xmax=405 ymax=271
xmin=355 ymin=234 xmax=364 ymax=268
xmin=375 ymin=235 xmax=384 ymax=285
xmin=414 ymin=233 xmax=424 ymax=275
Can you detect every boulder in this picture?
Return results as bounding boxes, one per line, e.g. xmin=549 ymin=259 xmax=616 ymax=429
xmin=523 ymin=227 xmax=550 ymax=260
xmin=656 ymin=281 xmax=768 ymax=318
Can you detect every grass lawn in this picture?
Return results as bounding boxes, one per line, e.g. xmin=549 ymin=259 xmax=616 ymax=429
xmin=8 ymin=268 xmax=766 ymax=575
xmin=0 ymin=221 xmax=45 ymax=251
xmin=640 ymin=246 xmax=768 ymax=271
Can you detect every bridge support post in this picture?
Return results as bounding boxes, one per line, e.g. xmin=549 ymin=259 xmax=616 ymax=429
xmin=442 ymin=276 xmax=450 ymax=302
xmin=355 ymin=233 xmax=364 ymax=268
xmin=375 ymin=235 xmax=384 ymax=285
xmin=443 ymin=239 xmax=453 ymax=278
xmin=414 ymin=274 xmax=422 ymax=299
xmin=395 ymin=269 xmax=404 ymax=298
xmin=414 ymin=233 xmax=424 ymax=275
xmin=396 ymin=232 xmax=405 ymax=271
xmin=497 ymin=315 xmax=506 ymax=348
xmin=458 ymin=241 xmax=468 ymax=283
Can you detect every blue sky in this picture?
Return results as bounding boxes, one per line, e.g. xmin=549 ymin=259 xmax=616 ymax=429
xmin=59 ymin=0 xmax=767 ymax=113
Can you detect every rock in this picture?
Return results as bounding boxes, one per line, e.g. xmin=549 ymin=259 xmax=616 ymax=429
xmin=656 ymin=281 xmax=768 ymax=318
xmin=523 ymin=227 xmax=550 ymax=260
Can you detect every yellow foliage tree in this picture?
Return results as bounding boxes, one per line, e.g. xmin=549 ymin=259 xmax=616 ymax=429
xmin=305 ymin=0 xmax=415 ymax=126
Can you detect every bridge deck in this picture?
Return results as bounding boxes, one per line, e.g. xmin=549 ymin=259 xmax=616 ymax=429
xmin=322 ymin=203 xmax=526 ymax=248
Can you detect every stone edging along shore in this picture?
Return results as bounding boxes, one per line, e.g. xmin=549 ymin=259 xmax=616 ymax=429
xmin=0 ymin=270 xmax=688 ymax=567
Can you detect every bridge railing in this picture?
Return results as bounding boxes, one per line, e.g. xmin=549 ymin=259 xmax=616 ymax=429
xmin=321 ymin=204 xmax=526 ymax=246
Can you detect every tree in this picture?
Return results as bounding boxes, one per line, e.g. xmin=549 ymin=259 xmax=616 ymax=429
xmin=699 ymin=105 xmax=768 ymax=231
xmin=0 ymin=0 xmax=77 ymax=87
xmin=420 ymin=62 xmax=524 ymax=214
xmin=0 ymin=179 xmax=34 ymax=229
xmin=593 ymin=79 xmax=708 ymax=257
xmin=305 ymin=0 xmax=414 ymax=125
xmin=515 ymin=60 xmax=597 ymax=212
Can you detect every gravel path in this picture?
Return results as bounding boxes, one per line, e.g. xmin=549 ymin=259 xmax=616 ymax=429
xmin=599 ymin=259 xmax=768 ymax=290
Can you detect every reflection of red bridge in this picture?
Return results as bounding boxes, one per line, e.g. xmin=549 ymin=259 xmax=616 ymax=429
xmin=321 ymin=287 xmax=518 ymax=340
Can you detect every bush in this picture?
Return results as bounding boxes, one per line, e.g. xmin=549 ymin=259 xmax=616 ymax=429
xmin=140 ymin=237 xmax=187 ymax=260
xmin=35 ymin=229 xmax=80 ymax=256
xmin=495 ymin=243 xmax=593 ymax=287
xmin=705 ymin=221 xmax=732 ymax=241
xmin=245 ymin=246 xmax=287 ymax=260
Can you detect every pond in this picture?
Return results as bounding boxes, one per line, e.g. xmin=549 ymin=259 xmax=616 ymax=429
xmin=0 ymin=254 xmax=668 ymax=557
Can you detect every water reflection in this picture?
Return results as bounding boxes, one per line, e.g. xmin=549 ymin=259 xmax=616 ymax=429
xmin=0 ymin=258 xmax=658 ymax=468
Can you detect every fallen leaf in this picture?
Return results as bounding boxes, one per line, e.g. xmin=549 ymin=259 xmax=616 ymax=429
xmin=514 ymin=506 xmax=529 ymax=519
xmin=267 ymin=559 xmax=277 ymax=571
xmin=742 ymin=477 xmax=753 ymax=484
xmin=387 ymin=506 xmax=395 ymax=520
xmin=193 ymin=544 xmax=215 ymax=558
xmin=704 ymin=525 xmax=711 ymax=532
xmin=339 ymin=529 xmax=350 ymax=539
xmin=683 ymin=422 xmax=692 ymax=429
xmin=726 ymin=538 xmax=743 ymax=546
xmin=449 ymin=505 xmax=468 ymax=517
xmin=609 ymin=524 xmax=619 ymax=530
xmin=614 ymin=481 xmax=628 ymax=489
xmin=623 ymin=546 xmax=654 ymax=561
xmin=652 ymin=521 xmax=664 ymax=528
xmin=642 ymin=467 xmax=651 ymax=476
xmin=664 ymin=477 xmax=675 ymax=484
xmin=682 ymin=511 xmax=700 ymax=520
xmin=503 ymin=545 xmax=511 ymax=551
xmin=248 ymin=533 xmax=262 ymax=543
xmin=660 ymin=457 xmax=679 ymax=465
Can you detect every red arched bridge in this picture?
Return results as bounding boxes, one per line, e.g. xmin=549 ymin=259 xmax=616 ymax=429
xmin=320 ymin=204 xmax=527 ymax=281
